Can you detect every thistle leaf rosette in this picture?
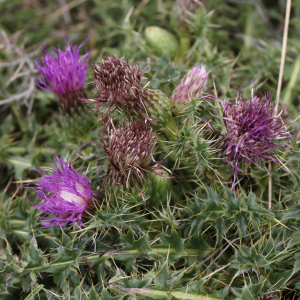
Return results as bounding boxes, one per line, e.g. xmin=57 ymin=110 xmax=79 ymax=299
xmin=23 ymin=148 xmax=100 ymax=228
xmin=172 ymin=65 xmax=208 ymax=114
xmin=103 ymin=120 xmax=170 ymax=205
xmin=211 ymin=85 xmax=297 ymax=190
xmin=85 ymin=56 xmax=156 ymax=124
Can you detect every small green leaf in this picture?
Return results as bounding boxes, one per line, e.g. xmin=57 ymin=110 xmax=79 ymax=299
xmin=287 ymin=230 xmax=300 ymax=248
xmin=248 ymin=282 xmax=264 ymax=299
xmin=5 ymin=156 xmax=32 ymax=181
xmin=24 ymin=238 xmax=44 ymax=270
xmin=293 ymin=259 xmax=300 ymax=274
xmin=100 ymin=289 xmax=122 ymax=300
xmin=235 ymin=212 xmax=247 ymax=237
xmin=46 ymin=248 xmax=81 ymax=286
xmin=237 ymin=285 xmax=255 ymax=300
xmin=89 ymin=286 xmax=99 ymax=300
xmin=24 ymin=284 xmax=44 ymax=300
xmin=282 ymin=205 xmax=300 ymax=221
xmin=152 ymin=229 xmax=184 ymax=265
xmin=154 ymin=262 xmax=172 ymax=290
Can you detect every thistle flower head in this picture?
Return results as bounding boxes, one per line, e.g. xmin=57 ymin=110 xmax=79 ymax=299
xmin=172 ymin=65 xmax=208 ymax=112
xmin=35 ymin=36 xmax=90 ymax=112
xmin=103 ymin=121 xmax=168 ymax=204
xmin=85 ymin=56 xmax=156 ymax=123
xmin=24 ymin=148 xmax=98 ymax=228
xmin=214 ymin=85 xmax=296 ymax=189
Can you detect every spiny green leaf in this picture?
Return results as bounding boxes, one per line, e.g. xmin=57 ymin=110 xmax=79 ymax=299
xmin=282 ymin=205 xmax=300 ymax=221
xmin=154 ymin=262 xmax=172 ymax=290
xmin=236 ymin=285 xmax=255 ymax=300
xmin=24 ymin=238 xmax=45 ymax=270
xmin=100 ymin=288 xmax=123 ymax=300
xmin=120 ymin=228 xmax=151 ymax=253
xmin=152 ymin=229 xmax=184 ymax=265
xmin=268 ymin=270 xmax=293 ymax=289
xmin=234 ymin=212 xmax=248 ymax=237
xmin=287 ymin=230 xmax=300 ymax=248
xmin=89 ymin=286 xmax=98 ymax=300
xmin=46 ymin=248 xmax=81 ymax=286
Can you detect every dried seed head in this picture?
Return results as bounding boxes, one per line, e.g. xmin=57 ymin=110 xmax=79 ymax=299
xmin=23 ymin=147 xmax=100 ymax=228
xmin=35 ymin=36 xmax=90 ymax=113
xmin=214 ymin=85 xmax=296 ymax=190
xmin=85 ymin=56 xmax=156 ymax=122
xmin=103 ymin=121 xmax=168 ymax=203
xmin=172 ymin=65 xmax=208 ymax=113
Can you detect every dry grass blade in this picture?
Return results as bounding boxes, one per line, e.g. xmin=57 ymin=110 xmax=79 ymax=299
xmin=0 ymin=30 xmax=37 ymax=114
xmin=269 ymin=0 xmax=291 ymax=209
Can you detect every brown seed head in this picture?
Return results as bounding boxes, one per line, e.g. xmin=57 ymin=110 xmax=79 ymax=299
xmin=85 ymin=56 xmax=156 ymax=122
xmin=104 ymin=121 xmax=158 ymax=186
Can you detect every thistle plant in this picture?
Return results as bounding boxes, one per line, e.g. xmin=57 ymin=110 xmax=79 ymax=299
xmin=210 ymin=85 xmax=296 ymax=190
xmin=4 ymin=2 xmax=300 ymax=299
xmin=35 ymin=36 xmax=94 ymax=140
xmin=23 ymin=148 xmax=100 ymax=228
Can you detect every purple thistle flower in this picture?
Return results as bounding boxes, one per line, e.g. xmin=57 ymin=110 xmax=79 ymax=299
xmin=83 ymin=55 xmax=156 ymax=123
xmin=35 ymin=35 xmax=90 ymax=113
xmin=103 ymin=120 xmax=170 ymax=206
xmin=211 ymin=85 xmax=296 ymax=191
xmin=24 ymin=147 xmax=100 ymax=228
xmin=172 ymin=65 xmax=208 ymax=112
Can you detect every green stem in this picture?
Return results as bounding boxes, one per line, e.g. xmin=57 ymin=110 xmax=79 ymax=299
xmin=178 ymin=36 xmax=191 ymax=62
xmin=22 ymin=248 xmax=203 ymax=272
xmin=158 ymin=135 xmax=177 ymax=162
xmin=158 ymin=116 xmax=179 ymax=161
xmin=283 ymin=53 xmax=300 ymax=104
xmin=86 ymin=247 xmax=200 ymax=262
xmin=160 ymin=116 xmax=178 ymax=141
xmin=244 ymin=4 xmax=253 ymax=48
xmin=109 ymin=284 xmax=218 ymax=300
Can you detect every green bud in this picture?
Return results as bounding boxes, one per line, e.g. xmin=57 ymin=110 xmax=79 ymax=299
xmin=145 ymin=169 xmax=171 ymax=206
xmin=59 ymin=107 xmax=96 ymax=142
xmin=110 ymin=169 xmax=171 ymax=207
xmin=145 ymin=89 xmax=173 ymax=130
xmin=145 ymin=26 xmax=179 ymax=59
